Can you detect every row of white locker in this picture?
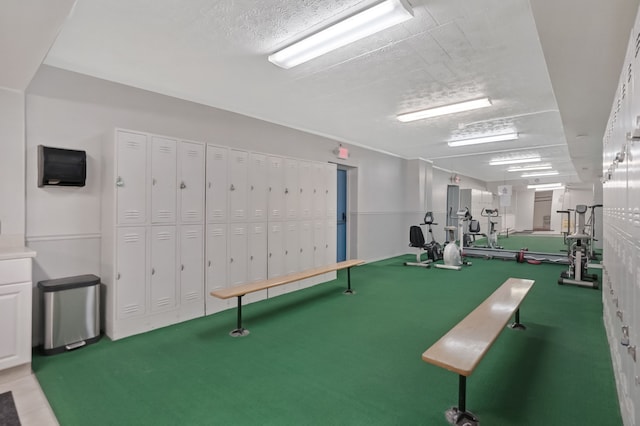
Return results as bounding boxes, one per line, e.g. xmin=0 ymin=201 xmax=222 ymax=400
xmin=107 ymin=130 xmax=337 ymax=227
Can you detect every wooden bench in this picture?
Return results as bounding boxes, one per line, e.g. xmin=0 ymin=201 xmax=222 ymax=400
xmin=211 ymin=259 xmax=365 ymax=337
xmin=421 ymin=277 xmax=535 ymax=425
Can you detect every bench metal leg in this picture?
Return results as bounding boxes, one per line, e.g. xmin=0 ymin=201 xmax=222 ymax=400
xmin=444 ymin=375 xmax=479 ymax=425
xmin=343 ymin=267 xmax=355 ymax=295
xmin=509 ymin=308 xmax=526 ymax=330
xmin=229 ymin=295 xmax=250 ymax=337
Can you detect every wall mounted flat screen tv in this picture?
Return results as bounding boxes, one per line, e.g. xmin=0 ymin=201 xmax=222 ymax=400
xmin=38 ymin=145 xmax=87 ymax=187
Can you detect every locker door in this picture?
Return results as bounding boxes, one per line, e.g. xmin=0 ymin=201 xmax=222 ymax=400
xmin=179 ymin=142 xmax=205 ymax=223
xmin=229 ymin=150 xmax=248 ymax=222
xmin=299 ymin=160 xmax=313 ymax=220
xmin=116 ymin=227 xmax=147 ymax=318
xmin=284 ymin=222 xmax=299 ymax=275
xmin=268 ymin=156 xmax=285 ymax=221
xmin=180 ymin=224 xmax=204 ymax=305
xmin=313 ymin=221 xmax=326 ymax=267
xmin=248 ymin=223 xmax=267 ymax=282
xmin=206 ymin=224 xmax=228 ymax=315
xmin=312 ymin=162 xmax=326 ymax=219
xmin=326 ymin=220 xmax=337 ymax=264
xmin=116 ymin=131 xmax=147 ymax=225
xmin=325 ymin=163 xmax=337 ymax=219
xmin=206 ymin=145 xmax=228 ymax=223
xmin=150 ymin=226 xmax=177 ymax=312
xmin=268 ymin=222 xmax=284 ymax=278
xmin=299 ymin=221 xmax=314 ymax=271
xmin=284 ymin=158 xmax=299 ymax=220
xmin=228 ymin=224 xmax=248 ymax=285
xmin=151 ymin=136 xmax=177 ymax=224
xmin=249 ymin=153 xmax=268 ymax=221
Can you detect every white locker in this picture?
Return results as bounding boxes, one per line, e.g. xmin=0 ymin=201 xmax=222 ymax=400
xmin=268 ymin=156 xmax=285 ymax=221
xmin=299 ymin=160 xmax=313 ymax=220
xmin=229 ymin=149 xmax=249 ymax=222
xmin=284 ymin=158 xmax=299 ymax=220
xmin=150 ymin=226 xmax=177 ymax=312
xmin=116 ymin=131 xmax=147 ymax=225
xmin=179 ymin=141 xmax=205 ymax=223
xmin=180 ymin=224 xmax=204 ymax=304
xmin=249 ymin=152 xmax=268 ymax=221
xmin=206 ymin=145 xmax=228 ymax=223
xmin=284 ymin=222 xmax=299 ymax=275
xmin=248 ymin=223 xmax=268 ymax=282
xmin=312 ymin=162 xmax=326 ymax=219
xmin=326 ymin=220 xmax=337 ymax=265
xmin=326 ymin=163 xmax=337 ymax=219
xmin=116 ymin=227 xmax=147 ymax=319
xmin=313 ymin=221 xmax=327 ymax=267
xmin=206 ymin=224 xmax=229 ymax=314
xmin=228 ymin=223 xmax=248 ymax=286
xmin=150 ymin=136 xmax=177 ymax=223
xmin=268 ymin=222 xmax=284 ymax=278
xmin=299 ymin=221 xmax=314 ymax=271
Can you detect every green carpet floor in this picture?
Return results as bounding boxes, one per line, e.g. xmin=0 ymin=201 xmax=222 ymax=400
xmin=472 ymin=234 xmax=568 ymax=253
xmin=33 ymin=237 xmax=618 ymax=425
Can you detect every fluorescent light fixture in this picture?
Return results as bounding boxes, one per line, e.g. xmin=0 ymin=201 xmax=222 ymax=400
xmin=268 ymin=0 xmax=414 ymax=69
xmin=521 ymin=171 xmax=559 ymax=178
xmin=397 ymin=98 xmax=492 ymax=123
xmin=507 ymin=164 xmax=552 ymax=172
xmin=526 ymin=183 xmax=564 ymax=190
xmin=448 ymin=132 xmax=518 ymax=147
xmin=489 ymin=157 xmax=540 ymax=166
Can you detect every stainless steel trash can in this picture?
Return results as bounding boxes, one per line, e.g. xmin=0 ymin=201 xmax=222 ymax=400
xmin=38 ymin=274 xmax=101 ymax=355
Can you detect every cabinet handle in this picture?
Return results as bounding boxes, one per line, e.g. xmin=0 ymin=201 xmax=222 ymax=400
xmin=181 ymin=264 xmax=185 ymax=271
xmin=269 ymin=253 xmax=272 ymax=258
xmin=117 ymin=273 xmax=121 ymax=280
xmin=300 ymin=248 xmax=303 ymax=253
xmin=208 ymin=260 xmax=211 ymax=267
xmin=285 ymin=250 xmax=288 ymax=255
xmin=230 ymin=257 xmax=234 ymax=263
xmin=250 ymin=255 xmax=254 ymax=260
xmin=269 ymin=187 xmax=272 ymax=192
xmin=152 ymin=178 xmax=157 ymax=186
xmin=151 ymin=268 xmax=155 ymax=275
xmin=116 ymin=177 xmax=124 ymax=187
xmin=180 ymin=181 xmax=186 ymax=189
xmin=251 ymin=185 xmax=254 ymax=190
xmin=285 ymin=188 xmax=289 ymax=194
xmin=230 ymin=184 xmax=235 ymax=191
xmin=300 ymin=188 xmax=303 ymax=193
xmin=208 ymin=181 xmax=212 ymax=188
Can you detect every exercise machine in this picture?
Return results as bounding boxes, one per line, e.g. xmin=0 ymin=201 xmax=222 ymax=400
xmin=558 ymin=204 xmax=599 ymax=288
xmin=556 ymin=209 xmax=572 ymax=248
xmin=404 ymin=223 xmax=433 ymax=268
xmin=436 ymin=208 xmax=472 ymax=270
xmin=584 ymin=204 xmax=602 ymax=260
xmin=481 ymin=208 xmax=502 ymax=249
xmin=423 ymin=211 xmax=443 ymax=261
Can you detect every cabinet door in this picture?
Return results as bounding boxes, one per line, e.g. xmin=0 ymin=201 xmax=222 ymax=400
xmin=116 ymin=227 xmax=147 ymax=318
xmin=312 ymin=162 xmax=326 ymax=219
xmin=116 ymin=131 xmax=147 ymax=225
xmin=229 ymin=150 xmax=248 ymax=222
xmin=0 ymin=281 xmax=31 ymax=370
xmin=268 ymin=156 xmax=285 ymax=221
xmin=298 ymin=160 xmax=313 ymax=220
xmin=268 ymin=222 xmax=284 ymax=278
xmin=206 ymin=224 xmax=228 ymax=314
xmin=180 ymin=224 xmax=204 ymax=304
xmin=313 ymin=220 xmax=326 ymax=267
xmin=228 ymin=224 xmax=248 ymax=285
xmin=326 ymin=220 xmax=337 ymax=264
xmin=206 ymin=145 xmax=228 ymax=223
xmin=151 ymin=136 xmax=177 ymax=223
xmin=150 ymin=226 xmax=177 ymax=312
xmin=179 ymin=142 xmax=205 ymax=223
xmin=248 ymin=223 xmax=268 ymax=282
xmin=249 ymin=153 xmax=268 ymax=221
xmin=325 ymin=163 xmax=337 ymax=220
xmin=284 ymin=221 xmax=299 ymax=275
xmin=284 ymin=158 xmax=299 ymax=220
xmin=299 ymin=221 xmax=314 ymax=271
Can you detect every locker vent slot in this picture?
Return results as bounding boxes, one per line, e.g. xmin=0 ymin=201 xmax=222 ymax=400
xmin=155 ymin=297 xmax=171 ymax=308
xmin=635 ymin=31 xmax=640 ymax=57
xmin=254 ymin=209 xmax=264 ymax=217
xmin=628 ymin=63 xmax=632 ymax=83
xmin=234 ymin=210 xmax=245 ymax=218
xmin=187 ymin=150 xmax=199 ymax=157
xmin=124 ymin=211 xmax=141 ymax=220
xmin=183 ymin=291 xmax=199 ymax=301
xmin=234 ymin=227 xmax=245 ymax=235
xmin=157 ymin=231 xmax=172 ymax=240
xmin=158 ymin=146 xmax=173 ymax=154
xmin=622 ymin=83 xmax=626 ymax=99
xmin=126 ymin=140 xmax=142 ymax=150
xmin=184 ymin=211 xmax=199 ymax=219
xmin=236 ymin=156 xmax=245 ymax=164
xmin=185 ymin=230 xmax=199 ymax=239
xmin=272 ymin=225 xmax=282 ymax=232
xmin=121 ymin=304 xmax=141 ymax=315
xmin=214 ymin=153 xmax=224 ymax=161
xmin=211 ymin=228 xmax=225 ymax=237
xmin=157 ymin=210 xmax=172 ymax=219
xmin=212 ymin=210 xmax=223 ymax=218
xmin=254 ymin=226 xmax=264 ymax=233
xmin=123 ymin=233 xmax=141 ymax=243
xmin=272 ymin=209 xmax=281 ymax=218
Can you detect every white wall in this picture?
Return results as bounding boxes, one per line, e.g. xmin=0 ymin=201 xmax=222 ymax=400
xmin=514 ymin=190 xmax=535 ymax=231
xmin=0 ymin=88 xmax=25 ymax=247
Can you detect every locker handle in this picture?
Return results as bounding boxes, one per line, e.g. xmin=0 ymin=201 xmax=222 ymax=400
xmin=300 ymin=248 xmax=303 ymax=253
xmin=117 ymin=273 xmax=121 ymax=280
xmin=230 ymin=257 xmax=234 ymax=263
xmin=181 ymin=264 xmax=185 ymax=271
xmin=628 ymin=345 xmax=636 ymax=362
xmin=285 ymin=250 xmax=288 ymax=255
xmin=208 ymin=260 xmax=211 ymax=267
xmin=230 ymin=184 xmax=235 ymax=191
xmin=251 ymin=185 xmax=254 ymax=190
xmin=250 ymin=255 xmax=254 ymax=260
xmin=285 ymin=188 xmax=289 ymax=194
xmin=152 ymin=178 xmax=157 ymax=186
xmin=208 ymin=182 xmax=212 ymax=188
xmin=116 ymin=177 xmax=124 ymax=187
xmin=269 ymin=253 xmax=272 ymax=258
xmin=300 ymin=188 xmax=303 ymax=193
xmin=180 ymin=181 xmax=186 ymax=189
xmin=151 ymin=268 xmax=155 ymax=275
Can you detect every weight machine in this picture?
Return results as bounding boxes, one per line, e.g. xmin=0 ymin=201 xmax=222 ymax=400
xmin=558 ymin=204 xmax=599 ymax=288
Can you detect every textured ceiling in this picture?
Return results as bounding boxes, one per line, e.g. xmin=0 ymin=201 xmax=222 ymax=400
xmin=39 ymin=0 xmax=639 ymax=187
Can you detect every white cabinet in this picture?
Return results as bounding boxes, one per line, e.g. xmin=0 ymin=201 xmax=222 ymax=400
xmin=229 ymin=149 xmax=249 ymax=222
xmin=179 ymin=224 xmax=204 ymax=305
xmin=0 ymin=257 xmax=33 ymax=371
xmin=116 ymin=131 xmax=147 ymax=225
xmin=299 ymin=160 xmax=313 ymax=220
xmin=299 ymin=221 xmax=314 ymax=271
xmin=248 ymin=223 xmax=268 ymax=282
xmin=284 ymin=222 xmax=300 ymax=275
xmin=312 ymin=162 xmax=326 ymax=219
xmin=116 ymin=227 xmax=147 ymax=319
xmin=284 ymin=159 xmax=299 ymax=220
xmin=206 ymin=145 xmax=228 ymax=223
xmin=326 ymin=220 xmax=337 ymax=264
xmin=249 ymin=153 xmax=268 ymax=222
xmin=228 ymin=223 xmax=248 ymax=286
xmin=268 ymin=156 xmax=285 ymax=222
xmin=206 ymin=224 xmax=228 ymax=314
xmin=151 ymin=136 xmax=177 ymax=224
xmin=326 ymin=163 xmax=337 ymax=219
xmin=268 ymin=222 xmax=284 ymax=278
xmin=313 ymin=220 xmax=327 ymax=267
xmin=179 ymin=141 xmax=205 ymax=223
xmin=150 ymin=226 xmax=177 ymax=313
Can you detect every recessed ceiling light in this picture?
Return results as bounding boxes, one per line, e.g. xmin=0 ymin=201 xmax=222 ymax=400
xmin=490 ymin=157 xmax=540 ymax=166
xmin=521 ymin=171 xmax=559 ymax=178
xmin=507 ymin=164 xmax=552 ymax=172
xmin=268 ymin=0 xmax=414 ymax=69
xmin=527 ymin=182 xmax=564 ymax=190
xmin=397 ymin=98 xmax=492 ymax=123
xmin=447 ymin=132 xmax=518 ymax=147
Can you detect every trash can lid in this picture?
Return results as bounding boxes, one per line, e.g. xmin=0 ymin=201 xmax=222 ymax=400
xmin=38 ymin=274 xmax=100 ymax=292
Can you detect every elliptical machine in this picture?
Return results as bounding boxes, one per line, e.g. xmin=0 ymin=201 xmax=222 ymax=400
xmin=481 ymin=208 xmax=502 ymax=249
xmin=436 ymin=208 xmax=472 ymax=270
xmin=558 ymin=204 xmax=599 ymax=288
